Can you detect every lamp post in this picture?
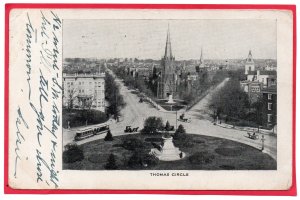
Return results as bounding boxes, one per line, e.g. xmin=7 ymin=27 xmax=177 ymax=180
xmin=175 ymin=110 xmax=178 ymax=130
xmin=261 ymin=134 xmax=265 ymax=152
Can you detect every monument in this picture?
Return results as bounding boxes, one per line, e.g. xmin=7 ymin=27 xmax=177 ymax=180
xmin=166 ymin=94 xmax=175 ymax=104
xmin=150 ymin=136 xmax=185 ymax=161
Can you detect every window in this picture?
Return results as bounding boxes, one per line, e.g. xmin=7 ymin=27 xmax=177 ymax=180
xmin=268 ymin=94 xmax=272 ymax=100
xmin=267 ymin=114 xmax=272 ymax=123
xmin=251 ymin=86 xmax=260 ymax=93
xmin=268 ymin=103 xmax=272 ymax=110
xmin=79 ymin=82 xmax=81 ymax=85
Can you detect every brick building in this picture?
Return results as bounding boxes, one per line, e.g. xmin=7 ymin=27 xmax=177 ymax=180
xmin=261 ymin=86 xmax=277 ymax=128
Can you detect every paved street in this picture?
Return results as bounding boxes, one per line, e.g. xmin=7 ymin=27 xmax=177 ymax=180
xmin=63 ymin=75 xmax=277 ymax=160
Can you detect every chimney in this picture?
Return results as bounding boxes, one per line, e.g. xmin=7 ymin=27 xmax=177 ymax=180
xmin=257 ymin=70 xmax=260 ymax=80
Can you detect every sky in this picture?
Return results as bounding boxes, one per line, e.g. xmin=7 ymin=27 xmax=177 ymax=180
xmin=63 ymin=19 xmax=277 ymax=60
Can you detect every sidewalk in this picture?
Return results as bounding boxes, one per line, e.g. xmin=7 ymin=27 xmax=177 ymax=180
xmin=214 ymin=121 xmax=277 ymax=135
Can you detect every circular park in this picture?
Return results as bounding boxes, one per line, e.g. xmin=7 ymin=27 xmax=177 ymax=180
xmin=63 ymin=129 xmax=276 ymax=170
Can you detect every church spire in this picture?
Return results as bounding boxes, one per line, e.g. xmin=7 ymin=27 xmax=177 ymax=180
xmin=200 ymin=47 xmax=203 ymax=65
xmin=164 ymin=24 xmax=173 ymax=60
xmin=247 ymin=50 xmax=254 ymax=63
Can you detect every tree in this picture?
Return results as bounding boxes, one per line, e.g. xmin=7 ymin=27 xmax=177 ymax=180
xmin=251 ymin=96 xmax=264 ymax=127
xmin=105 ymin=72 xmax=125 ymax=117
xmin=128 ymin=151 xmax=143 ymax=169
xmin=105 ymin=153 xmax=118 ymax=170
xmin=63 ymin=144 xmax=84 ymax=163
xmin=165 ymin=121 xmax=170 ymax=131
xmin=210 ymin=79 xmax=250 ymax=121
xmin=127 ymin=150 xmax=158 ymax=169
xmin=86 ymin=96 xmax=96 ymax=110
xmin=174 ymin=124 xmax=186 ymax=140
xmin=104 ymin=130 xmax=113 ymax=141
xmin=67 ymin=88 xmax=77 ymax=110
xmin=142 ymin=116 xmax=164 ymax=134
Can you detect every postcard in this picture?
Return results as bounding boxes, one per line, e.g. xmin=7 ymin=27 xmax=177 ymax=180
xmin=5 ymin=4 xmax=296 ymax=194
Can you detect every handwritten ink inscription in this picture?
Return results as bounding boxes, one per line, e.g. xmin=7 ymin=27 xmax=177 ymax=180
xmin=14 ymin=107 xmax=29 ymax=178
xmin=13 ymin=11 xmax=62 ymax=189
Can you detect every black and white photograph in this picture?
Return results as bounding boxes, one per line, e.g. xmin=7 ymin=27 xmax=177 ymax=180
xmin=7 ymin=4 xmax=295 ymax=192
xmin=62 ymin=19 xmax=278 ymax=171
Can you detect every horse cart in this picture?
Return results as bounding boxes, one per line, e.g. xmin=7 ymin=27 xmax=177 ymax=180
xmin=247 ymin=132 xmax=259 ymax=140
xmin=124 ymin=126 xmax=139 ymax=133
xmin=177 ymin=114 xmax=191 ymax=123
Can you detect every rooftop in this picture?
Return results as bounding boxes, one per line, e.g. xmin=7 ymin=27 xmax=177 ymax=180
xmin=261 ymin=85 xmax=277 ymax=93
xmin=63 ymin=72 xmax=105 ymax=78
xmin=248 ymin=70 xmax=277 ymax=76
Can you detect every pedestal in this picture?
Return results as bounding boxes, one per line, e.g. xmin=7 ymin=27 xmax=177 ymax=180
xmin=150 ymin=136 xmax=185 ymax=161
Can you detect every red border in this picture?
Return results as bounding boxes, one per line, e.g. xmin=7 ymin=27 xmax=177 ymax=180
xmin=4 ymin=3 xmax=297 ymax=196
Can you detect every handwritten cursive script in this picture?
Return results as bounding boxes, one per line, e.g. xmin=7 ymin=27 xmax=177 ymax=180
xmin=14 ymin=107 xmax=29 ymax=178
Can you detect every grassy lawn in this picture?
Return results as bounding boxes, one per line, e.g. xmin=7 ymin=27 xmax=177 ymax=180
xmin=63 ymin=133 xmax=276 ymax=170
xmin=62 ymin=109 xmax=108 ymax=129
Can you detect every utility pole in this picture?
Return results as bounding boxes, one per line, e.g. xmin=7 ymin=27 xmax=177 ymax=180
xmin=261 ymin=134 xmax=265 ymax=152
xmin=115 ymin=89 xmax=119 ymax=122
xmin=157 ymin=81 xmax=159 ymax=98
xmin=176 ymin=110 xmax=178 ymax=130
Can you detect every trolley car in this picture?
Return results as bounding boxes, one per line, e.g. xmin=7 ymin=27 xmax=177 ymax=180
xmin=74 ymin=123 xmax=110 ymax=141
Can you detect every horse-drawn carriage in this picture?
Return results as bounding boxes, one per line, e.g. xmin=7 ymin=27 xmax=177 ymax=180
xmin=177 ymin=113 xmax=191 ymax=123
xmin=247 ymin=132 xmax=259 ymax=140
xmin=124 ymin=126 xmax=139 ymax=133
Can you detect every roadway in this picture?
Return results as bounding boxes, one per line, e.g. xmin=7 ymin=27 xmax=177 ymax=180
xmin=63 ymin=74 xmax=277 ymax=160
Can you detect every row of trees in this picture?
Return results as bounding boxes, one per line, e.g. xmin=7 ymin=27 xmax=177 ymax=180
xmin=105 ymin=72 xmax=126 ymax=119
xmin=113 ymin=66 xmax=155 ymax=98
xmin=210 ymin=79 xmax=250 ymax=120
xmin=209 ymin=70 xmax=264 ymax=127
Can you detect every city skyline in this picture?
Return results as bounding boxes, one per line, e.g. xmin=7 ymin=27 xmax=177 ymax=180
xmin=63 ymin=19 xmax=277 ymax=60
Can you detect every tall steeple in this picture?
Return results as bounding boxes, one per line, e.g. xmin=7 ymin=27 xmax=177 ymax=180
xmin=245 ymin=50 xmax=255 ymax=75
xmin=247 ymin=50 xmax=254 ymax=63
xmin=159 ymin=24 xmax=176 ymax=99
xmin=199 ymin=47 xmax=204 ymax=66
xmin=164 ymin=24 xmax=173 ymax=60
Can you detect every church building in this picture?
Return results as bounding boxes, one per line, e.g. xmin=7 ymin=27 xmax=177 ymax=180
xmin=244 ymin=50 xmax=255 ymax=75
xmin=158 ymin=26 xmax=177 ymax=99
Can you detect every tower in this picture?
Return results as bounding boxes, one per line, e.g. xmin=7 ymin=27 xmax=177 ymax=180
xmin=199 ymin=47 xmax=205 ymax=68
xmin=245 ymin=50 xmax=255 ymax=75
xmin=158 ymin=25 xmax=176 ymax=99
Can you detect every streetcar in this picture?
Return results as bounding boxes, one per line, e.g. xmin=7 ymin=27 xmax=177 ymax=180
xmin=74 ymin=123 xmax=110 ymax=141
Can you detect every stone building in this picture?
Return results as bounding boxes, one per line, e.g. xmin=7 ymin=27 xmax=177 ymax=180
xmin=157 ymin=26 xmax=177 ymax=99
xmin=63 ymin=73 xmax=106 ymax=112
